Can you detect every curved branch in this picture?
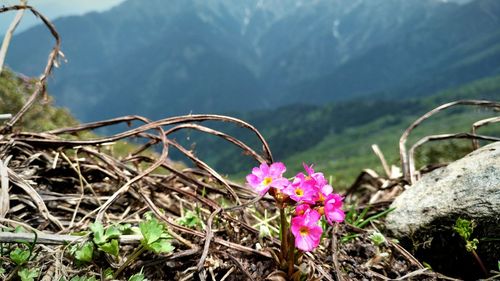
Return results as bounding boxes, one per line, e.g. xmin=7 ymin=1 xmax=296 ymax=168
xmin=471 ymin=116 xmax=500 ymax=149
xmin=399 ymin=100 xmax=500 ymax=182
xmin=408 ymin=133 xmax=500 ymax=184
xmin=0 ymin=5 xmax=63 ymax=133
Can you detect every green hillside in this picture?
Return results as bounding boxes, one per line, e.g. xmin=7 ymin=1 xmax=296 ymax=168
xmin=179 ymin=75 xmax=500 ymax=189
xmin=2 ymin=67 xmax=498 ymax=191
xmin=282 ymin=75 xmax=500 ymax=188
xmin=0 ymin=70 xmax=78 ymax=131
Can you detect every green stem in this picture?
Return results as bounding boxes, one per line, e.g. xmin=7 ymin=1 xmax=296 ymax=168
xmin=113 ymin=245 xmax=145 ymax=279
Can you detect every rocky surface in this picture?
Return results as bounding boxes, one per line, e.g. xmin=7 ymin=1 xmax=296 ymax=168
xmin=386 ymin=141 xmax=500 ymax=279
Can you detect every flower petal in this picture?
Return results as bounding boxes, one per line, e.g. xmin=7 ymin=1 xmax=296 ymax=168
xmin=295 ymin=235 xmax=315 ymax=252
xmin=251 ymin=167 xmax=263 ymax=178
xmin=269 ymin=162 xmax=286 ymax=177
xmin=271 ymin=178 xmax=290 ymax=190
xmin=259 ymin=163 xmax=270 ymax=175
xmin=246 ymin=174 xmax=261 ymax=188
xmin=326 ymin=209 xmax=345 ymax=224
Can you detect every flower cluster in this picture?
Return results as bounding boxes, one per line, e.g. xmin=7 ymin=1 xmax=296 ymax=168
xmin=246 ymin=162 xmax=345 ymax=252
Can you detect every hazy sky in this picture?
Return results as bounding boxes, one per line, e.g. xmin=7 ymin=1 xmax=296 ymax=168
xmin=0 ymin=0 xmax=126 ymax=33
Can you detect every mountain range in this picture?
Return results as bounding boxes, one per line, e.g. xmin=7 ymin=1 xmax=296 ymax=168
xmin=6 ymin=0 xmax=500 ymax=121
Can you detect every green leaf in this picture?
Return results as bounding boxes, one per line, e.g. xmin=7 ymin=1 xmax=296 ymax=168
xmin=14 ymin=226 xmax=26 ymax=233
xmin=422 ymin=262 xmax=433 ymax=270
xmin=356 ymin=207 xmax=396 ymax=229
xmin=369 ymin=232 xmax=386 ymax=246
xmin=177 ymin=210 xmax=202 ymax=229
xmin=140 ymin=218 xmax=164 ymax=246
xmin=497 ymin=260 xmax=500 ymax=271
xmin=99 ymin=239 xmax=119 ymax=257
xmin=128 ymin=273 xmax=148 ymax=281
xmin=146 ymin=240 xmax=174 ymax=254
xmin=10 ymin=247 xmax=30 ymax=265
xmin=103 ymin=268 xmax=114 ymax=280
xmin=340 ymin=233 xmax=360 ymax=243
xmin=90 ymin=222 xmax=105 ymax=245
xmin=117 ymin=223 xmax=133 ymax=234
xmin=73 ymin=242 xmax=94 ymax=263
xmin=18 ymin=267 xmax=38 ymax=281
xmin=466 ymin=238 xmax=479 ymax=252
xmin=104 ymin=226 xmax=121 ymax=240
xmin=453 ymin=218 xmax=475 ymax=241
xmin=128 ymin=268 xmax=148 ymax=281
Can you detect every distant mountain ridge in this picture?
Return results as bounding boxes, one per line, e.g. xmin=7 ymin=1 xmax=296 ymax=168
xmin=6 ymin=0 xmax=499 ymax=121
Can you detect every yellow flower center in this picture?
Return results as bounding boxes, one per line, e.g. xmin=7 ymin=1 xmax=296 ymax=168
xmin=299 ymin=226 xmax=309 ymax=236
xmin=295 ymin=188 xmax=304 ymax=196
xmin=318 ymin=193 xmax=325 ymax=202
xmin=263 ymin=177 xmax=273 ymax=186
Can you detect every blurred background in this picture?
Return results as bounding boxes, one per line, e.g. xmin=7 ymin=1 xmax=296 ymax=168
xmin=1 ymin=0 xmax=499 ymax=187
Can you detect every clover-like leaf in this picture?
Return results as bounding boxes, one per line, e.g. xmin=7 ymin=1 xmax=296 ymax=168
xmin=117 ymin=223 xmax=133 ymax=234
xmin=104 ymin=226 xmax=121 ymax=240
xmin=99 ymin=239 xmax=119 ymax=257
xmin=103 ymin=268 xmax=114 ymax=280
xmin=128 ymin=267 xmax=148 ymax=281
xmin=10 ymin=247 xmax=30 ymax=265
xmin=90 ymin=222 xmax=105 ymax=245
xmin=177 ymin=210 xmax=202 ymax=229
xmin=146 ymin=240 xmax=174 ymax=254
xmin=18 ymin=267 xmax=39 ymax=281
xmin=140 ymin=217 xmax=164 ymax=246
xmin=73 ymin=241 xmax=94 ymax=263
xmin=128 ymin=273 xmax=148 ymax=281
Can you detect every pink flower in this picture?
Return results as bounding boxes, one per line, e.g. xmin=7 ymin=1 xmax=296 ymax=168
xmin=291 ymin=209 xmax=323 ymax=252
xmin=324 ymin=194 xmax=345 ymax=224
xmin=295 ymin=204 xmax=311 ymax=216
xmin=283 ymin=179 xmax=317 ymax=203
xmin=316 ymin=183 xmax=333 ymax=203
xmin=303 ymin=163 xmax=328 ymax=188
xmin=293 ymin=163 xmax=333 ymax=203
xmin=246 ymin=162 xmax=289 ymax=196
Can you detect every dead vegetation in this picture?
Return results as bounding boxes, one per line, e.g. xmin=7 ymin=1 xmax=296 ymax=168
xmin=1 ymin=4 xmax=499 ymax=281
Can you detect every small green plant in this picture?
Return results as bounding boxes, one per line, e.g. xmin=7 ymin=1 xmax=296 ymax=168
xmin=177 ymin=209 xmax=203 ymax=229
xmin=128 ymin=268 xmax=148 ymax=281
xmin=70 ymin=222 xmax=132 ymax=265
xmin=113 ymin=214 xmax=174 ymax=279
xmin=90 ymin=222 xmax=122 ymax=257
xmin=369 ymin=231 xmax=386 ymax=247
xmin=342 ymin=205 xmax=395 ymax=243
xmin=366 ymin=231 xmax=390 ymax=267
xmin=10 ymin=247 xmax=31 ymax=266
xmin=70 ymin=241 xmax=94 ymax=263
xmin=0 ymin=228 xmax=39 ymax=280
xmin=139 ymin=215 xmax=174 ymax=254
xmin=453 ymin=218 xmax=487 ymax=276
xmin=453 ymin=218 xmax=479 ymax=252
xmin=10 ymin=228 xmax=37 ymax=266
xmin=103 ymin=268 xmax=114 ymax=280
xmin=17 ymin=267 xmax=39 ymax=281
xmin=345 ymin=205 xmax=395 ymax=229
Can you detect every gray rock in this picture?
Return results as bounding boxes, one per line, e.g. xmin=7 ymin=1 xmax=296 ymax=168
xmin=386 ymin=141 xmax=500 ymax=279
